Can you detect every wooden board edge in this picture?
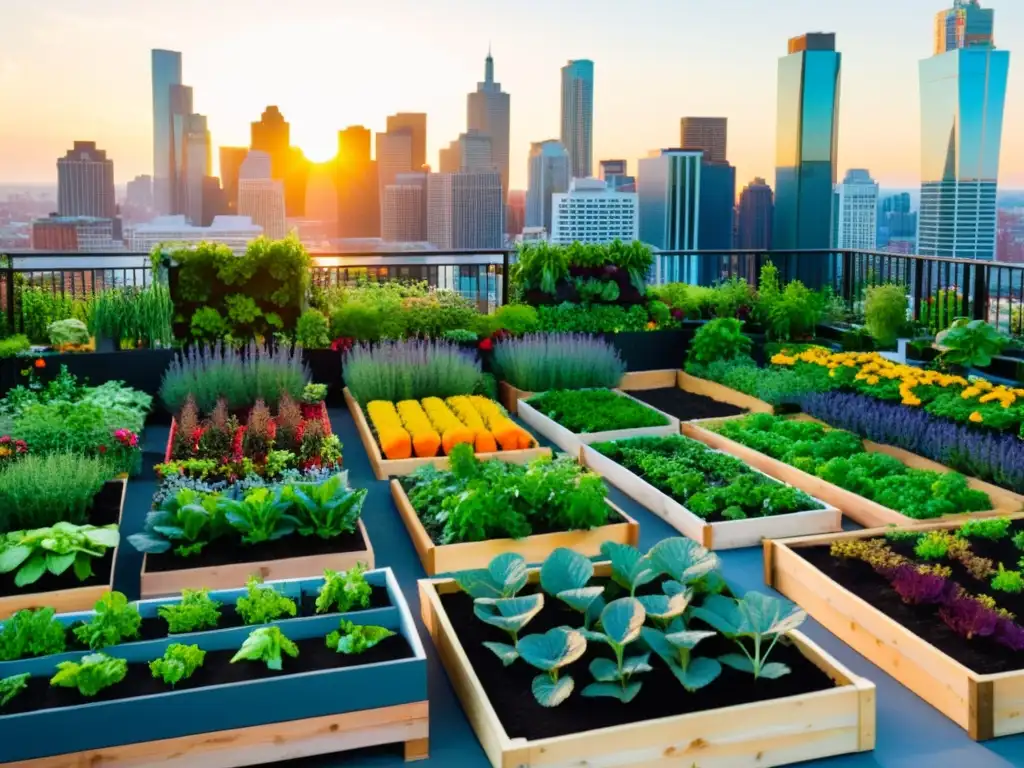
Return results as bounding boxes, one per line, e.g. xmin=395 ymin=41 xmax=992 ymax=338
xmin=344 ymin=387 xmax=389 ymax=481
xmin=619 ymin=369 xmax=679 ymax=391
xmin=969 ymin=678 xmax=995 ymax=741
xmin=678 ymin=372 xmax=775 ymax=414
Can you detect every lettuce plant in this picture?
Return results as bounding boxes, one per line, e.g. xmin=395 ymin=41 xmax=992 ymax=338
xmin=0 ymin=522 xmax=119 ymax=587
xmin=517 ymin=627 xmax=587 ymax=707
xmin=231 ymin=626 xmax=299 ymax=671
xmin=325 ymin=620 xmax=394 ymax=655
xmin=580 ymin=598 xmax=651 ymax=703
xmin=128 ymin=488 xmax=224 ymax=557
xmin=159 ymin=589 xmax=222 ymax=633
xmin=51 ymin=652 xmax=127 ymax=696
xmin=236 ymin=576 xmax=298 ymax=625
xmin=315 ymin=563 xmax=372 ymax=614
xmin=0 ymin=673 xmax=29 ymax=707
xmin=217 ymin=487 xmax=298 ymax=546
xmin=72 ymin=592 xmax=142 ymax=650
xmin=281 ymin=474 xmax=366 ymax=539
xmin=150 ymin=643 xmax=206 ymax=687
xmin=0 ymin=607 xmax=66 ymax=661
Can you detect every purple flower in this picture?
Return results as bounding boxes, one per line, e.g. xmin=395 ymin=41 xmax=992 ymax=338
xmin=938 ymin=596 xmax=1001 ymax=640
xmin=888 ymin=565 xmax=956 ymax=605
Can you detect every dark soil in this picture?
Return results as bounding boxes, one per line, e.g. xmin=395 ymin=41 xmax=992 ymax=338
xmin=627 ymin=387 xmax=745 ymax=421
xmin=438 ymin=582 xmax=837 ymax=741
xmin=798 ymin=524 xmax=1024 ymax=675
xmin=145 ymin=528 xmax=368 ymax=573
xmin=0 ymin=482 xmax=123 ymax=600
xmin=2 ymin=633 xmax=412 ymax=716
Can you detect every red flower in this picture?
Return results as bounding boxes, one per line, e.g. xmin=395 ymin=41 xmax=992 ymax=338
xmin=478 ymin=338 xmax=493 ymax=352
xmin=331 ymin=336 xmax=355 ymax=354
xmin=98 ymin=445 xmax=107 ymax=454
xmin=34 ymin=358 xmax=46 ymax=369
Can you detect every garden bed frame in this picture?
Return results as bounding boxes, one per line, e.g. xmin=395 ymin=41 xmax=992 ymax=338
xmin=516 ymin=389 xmax=680 ymax=459
xmin=497 ymin=372 xmax=677 ymax=415
xmin=616 ymin=369 xmax=776 ymax=414
xmin=345 ymin=388 xmax=550 ymax=481
xmin=419 ymin=562 xmax=876 ymax=768
xmin=389 ymin=480 xmax=639 ymax=575
xmin=0 ymin=479 xmax=126 ymax=620
xmin=765 ymin=517 xmax=1024 ymax=740
xmin=581 ymin=444 xmax=842 ymax=550
xmin=139 ymin=519 xmax=375 ymax=598
xmin=683 ymin=415 xmax=1024 ymax=528
xmin=0 ymin=568 xmax=429 ymax=765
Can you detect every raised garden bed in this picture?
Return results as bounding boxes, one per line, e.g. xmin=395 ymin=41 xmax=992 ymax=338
xmin=765 ymin=516 xmax=1024 ymax=740
xmin=0 ymin=349 xmax=175 ymax=400
xmin=345 ymin=388 xmax=549 ymax=480
xmin=390 ymin=480 xmax=638 ymax=575
xmin=0 ymin=568 xmax=428 ymax=764
xmin=581 ymin=436 xmax=841 ymax=550
xmin=517 ymin=389 xmax=679 ymax=459
xmin=0 ymin=480 xmax=126 ymax=620
xmin=618 ymin=369 xmax=770 ymax=419
xmin=498 ymin=371 xmax=663 ymax=415
xmin=419 ymin=547 xmax=875 ymax=768
xmin=682 ymin=414 xmax=1024 ymax=528
xmin=604 ymin=330 xmax=689 ymax=372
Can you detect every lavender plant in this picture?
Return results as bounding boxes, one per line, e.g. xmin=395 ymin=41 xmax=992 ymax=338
xmin=492 ymin=333 xmax=625 ymax=391
xmin=343 ymin=339 xmax=482 ymax=403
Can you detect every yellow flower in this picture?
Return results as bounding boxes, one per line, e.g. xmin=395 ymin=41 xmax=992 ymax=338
xmin=902 ymin=397 xmax=922 ymax=407
xmin=969 ymin=411 xmax=984 ymax=423
xmin=646 ymin=321 xmax=657 ymax=330
xmin=961 ymin=387 xmax=981 ymax=400
xmin=866 ymin=375 xmax=880 ymax=385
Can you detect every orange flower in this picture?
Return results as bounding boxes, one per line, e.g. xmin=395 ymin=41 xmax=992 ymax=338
xmin=969 ymin=411 xmax=984 ymax=423
xmin=646 ymin=321 xmax=657 ymax=330
xmin=34 ymin=358 xmax=45 ymax=369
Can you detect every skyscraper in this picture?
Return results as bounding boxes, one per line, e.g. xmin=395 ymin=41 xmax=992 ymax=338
xmin=238 ymin=150 xmax=286 ymax=239
xmin=376 ymin=130 xmax=414 ymax=201
xmin=151 ymin=49 xmax=182 ymax=215
xmin=737 ymin=178 xmax=774 ymax=249
xmin=551 ymin=178 xmax=638 ymax=245
xmin=386 ymin=113 xmax=427 ymax=172
xmin=57 ymin=141 xmax=115 ymax=219
xmin=774 ymin=33 xmax=842 ymax=285
xmin=525 ymin=140 xmax=570 ymax=234
xmin=680 ymin=118 xmax=728 ymax=164
xmin=382 ymin=172 xmax=428 ymax=243
xmin=251 ymin=106 xmax=307 ymax=217
xmin=919 ymin=1 xmax=1009 ymax=261
xmin=638 ymin=150 xmax=703 ymax=282
xmin=507 ymin=190 xmax=526 ymax=237
xmin=698 ymin=161 xmax=736 ymax=252
xmin=219 ymin=147 xmax=248 ymax=214
xmin=184 ymin=114 xmax=211 ymax=226
xmin=337 ymin=126 xmax=379 ymax=238
xmin=426 ymin=171 xmax=503 ymax=249
xmin=467 ymin=49 xmax=511 ymax=200
xmin=599 ymin=160 xmax=635 ymax=192
xmin=440 ymin=130 xmax=494 ymax=174
xmin=560 ymin=60 xmax=594 ymax=179
xmin=832 ymin=169 xmax=879 ymax=250
xmin=878 ymin=193 xmax=918 ymax=248
xmin=125 ymin=175 xmax=153 ymax=212
xmin=168 ymin=84 xmax=193 ymax=217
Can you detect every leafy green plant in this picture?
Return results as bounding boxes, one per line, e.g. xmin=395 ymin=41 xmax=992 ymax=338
xmin=686 ymin=318 xmax=752 ymax=365
xmin=441 ymin=329 xmax=479 ymax=343
xmin=230 ymin=626 xmax=299 ymax=671
xmin=20 ymin=287 xmax=76 ymax=344
xmin=281 ymin=474 xmax=366 ymax=539
xmin=149 ymin=643 xmax=206 ymax=687
xmin=295 ymin=309 xmax=332 ymax=349
xmin=128 ymin=487 xmax=225 ymax=558
xmin=938 ymin=319 xmax=1007 ymax=368
xmin=0 ymin=607 xmax=67 ymax=661
xmin=325 ymin=620 xmax=395 ymax=654
xmin=47 ymin=318 xmax=90 ymax=347
xmin=190 ymin=306 xmax=229 ymax=341
xmin=517 ymin=626 xmax=587 ymax=707
xmin=511 ymin=242 xmax=570 ymax=295
xmin=315 ymin=563 xmax=373 ymax=614
xmin=0 ymin=673 xmax=29 ymax=707
xmin=992 ymin=564 xmax=1024 ymax=594
xmin=475 ymin=594 xmax=545 ymax=665
xmin=51 ymin=652 xmax=127 ymax=696
xmin=475 ymin=304 xmax=540 ymax=337
xmin=525 ymin=389 xmax=668 ymax=434
xmin=236 ymin=576 xmax=298 ymax=625
xmin=539 ymin=548 xmax=605 ymax=627
xmin=755 ymin=264 xmax=823 ymax=340
xmin=580 ymin=598 xmax=651 ymax=703
xmin=0 ymin=335 xmax=30 ymax=359
xmin=0 ymin=454 xmax=111 ymax=530
xmin=0 ymin=522 xmax=119 ymax=587
xmin=864 ymin=283 xmax=909 ymax=347
xmin=401 ymin=291 xmax=480 ymax=338
xmin=535 ymin=303 xmax=649 ymax=333
xmin=642 ymin=618 xmax=720 ymax=691
xmin=217 ymin=487 xmax=298 ymax=546
xmin=224 ymin=294 xmax=263 ymax=327
xmin=302 ymin=383 xmax=327 ymax=404
xmin=158 ymin=588 xmax=223 ymax=633
xmin=957 ymin=518 xmax=1012 ymax=541
xmin=456 ymin=552 xmax=529 ymax=600
xmin=491 ymin=333 xmax=624 ymax=391
xmin=72 ymin=592 xmax=142 ymax=650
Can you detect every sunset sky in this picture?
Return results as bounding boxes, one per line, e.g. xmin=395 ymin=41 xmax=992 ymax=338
xmin=1 ymin=0 xmax=1021 ymax=192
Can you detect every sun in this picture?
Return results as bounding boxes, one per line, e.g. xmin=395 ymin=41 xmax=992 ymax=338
xmin=299 ymin=134 xmax=338 ymax=164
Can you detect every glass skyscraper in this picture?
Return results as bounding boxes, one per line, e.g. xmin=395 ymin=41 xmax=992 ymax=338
xmin=560 ymin=60 xmax=594 ymax=179
xmin=773 ymin=33 xmax=841 ymax=287
xmin=151 ymin=49 xmax=182 ymax=215
xmin=919 ymin=1 xmax=1009 ymax=261
xmin=638 ymin=150 xmax=702 ymax=283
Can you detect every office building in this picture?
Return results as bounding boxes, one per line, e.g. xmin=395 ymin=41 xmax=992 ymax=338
xmin=238 ymin=150 xmax=285 ymax=239
xmin=919 ymin=1 xmax=1009 ymax=261
xmin=680 ymin=118 xmax=728 ymax=164
xmin=561 ymin=60 xmax=594 ymax=178
xmin=127 ymin=215 xmax=262 ymax=254
xmin=774 ymin=33 xmax=842 ymax=285
xmin=699 ymin=161 xmax=736 ymax=252
xmin=426 ymin=171 xmax=503 ymax=249
xmin=599 ymin=159 xmax=636 ymax=192
xmin=184 ymin=114 xmax=211 ymax=226
xmin=337 ymin=126 xmax=379 ymax=238
xmin=376 ymin=130 xmax=414 ymax=202
xmin=251 ymin=106 xmax=307 ymax=216
xmin=737 ymin=178 xmax=774 ymax=249
xmin=125 ymin=175 xmax=153 ymax=211
xmin=638 ymin=149 xmax=702 ymax=282
xmin=551 ymin=177 xmax=638 ymax=245
xmin=467 ymin=49 xmax=511 ymax=199
xmin=219 ymin=147 xmax=248 ymax=214
xmin=878 ymin=193 xmax=917 ymax=247
xmin=57 ymin=141 xmax=115 ymax=219
xmin=383 ymin=172 xmax=427 ymax=243
xmin=239 ymin=150 xmax=272 ymax=182
xmin=151 ymin=49 xmax=182 ymax=215
xmin=440 ymin=130 xmax=494 ymax=174
xmin=525 ymin=140 xmax=570 ymax=234
xmin=507 ymin=190 xmax=526 ymax=237
xmin=167 ymin=84 xmax=195 ymax=217
xmin=31 ymin=216 xmax=121 ymax=252
xmin=387 ymin=113 xmax=427 ymax=172
xmin=201 ymin=177 xmax=226 ymax=227
xmin=832 ymin=169 xmax=879 ymax=250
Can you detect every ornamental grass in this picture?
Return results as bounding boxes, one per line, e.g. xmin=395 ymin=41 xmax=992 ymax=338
xmin=491 ymin=333 xmax=625 ymax=392
xmin=344 ymin=340 xmax=481 ymax=404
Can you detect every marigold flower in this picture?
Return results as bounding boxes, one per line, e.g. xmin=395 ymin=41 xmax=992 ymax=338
xmin=969 ymin=411 xmax=984 ymax=423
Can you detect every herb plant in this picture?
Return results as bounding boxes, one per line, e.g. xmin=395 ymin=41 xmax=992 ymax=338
xmin=0 ymin=607 xmax=67 ymax=661
xmin=236 ymin=576 xmax=298 ymax=625
xmin=525 ymin=390 xmax=668 ymax=434
xmin=864 ymin=283 xmax=908 ymax=347
xmin=158 ymin=589 xmax=223 ymax=634
xmin=0 ymin=523 xmax=119 ymax=587
xmin=230 ymin=626 xmax=299 ymax=671
xmin=72 ymin=592 xmax=142 ymax=650
xmin=150 ymin=643 xmax=206 ymax=687
xmin=51 ymin=652 xmax=127 ymax=696
xmin=0 ymin=673 xmax=29 ymax=707
xmin=325 ymin=620 xmax=395 ymax=654
xmin=315 ymin=564 xmax=373 ymax=614
xmin=344 ymin=339 xmax=482 ymax=404
xmin=0 ymin=454 xmax=112 ymax=530
xmin=492 ymin=333 xmax=625 ymax=392
xmin=686 ymin=318 xmax=752 ymax=365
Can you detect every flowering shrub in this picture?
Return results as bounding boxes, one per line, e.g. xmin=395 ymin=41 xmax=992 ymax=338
xmin=0 ymin=436 xmax=28 ymax=466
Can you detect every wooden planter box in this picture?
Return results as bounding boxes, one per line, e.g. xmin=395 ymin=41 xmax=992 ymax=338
xmin=346 ymin=388 xmax=550 ymax=481
xmin=765 ymin=518 xmax=1024 ymax=740
xmin=678 ymin=371 xmax=775 ymax=414
xmin=139 ymin=519 xmax=375 ymax=598
xmin=581 ymin=444 xmax=842 ymax=550
xmin=517 ymin=390 xmax=680 ymax=459
xmin=419 ymin=563 xmax=876 ymax=768
xmin=0 ymin=568 xmax=430 ymax=765
xmin=498 ymin=381 xmax=533 ymax=415
xmin=499 ymin=372 xmax=667 ymax=415
xmin=390 ymin=481 xmax=639 ymax=575
xmin=683 ymin=415 xmax=1024 ymax=528
xmin=0 ymin=480 xmax=126 ymax=620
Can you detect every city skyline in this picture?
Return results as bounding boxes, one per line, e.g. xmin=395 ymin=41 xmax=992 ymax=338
xmin=2 ymin=0 xmax=1021 ymax=193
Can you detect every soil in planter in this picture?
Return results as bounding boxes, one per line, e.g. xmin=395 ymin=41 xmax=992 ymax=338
xmin=1 ymin=633 xmax=412 ymax=717
xmin=145 ymin=527 xmax=368 ymax=573
xmin=0 ymin=482 xmax=123 ymax=600
xmin=626 ymin=388 xmax=745 ymax=421
xmin=438 ymin=581 xmax=836 ymax=741
xmin=798 ymin=526 xmax=1024 ymax=675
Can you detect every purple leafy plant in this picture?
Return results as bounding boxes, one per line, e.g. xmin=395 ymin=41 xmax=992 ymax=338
xmin=995 ymin=617 xmax=1024 ymax=651
xmin=888 ymin=565 xmax=956 ymax=606
xmin=938 ymin=595 xmax=1001 ymax=640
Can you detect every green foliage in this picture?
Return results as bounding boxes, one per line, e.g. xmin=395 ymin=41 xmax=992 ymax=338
xmin=475 ymin=304 xmax=541 ymax=337
xmin=149 ymin=643 xmax=206 ymax=687
xmin=518 ymin=627 xmax=587 ymax=706
xmin=230 ymin=625 xmax=299 ymax=671
xmin=401 ymin=291 xmax=480 ymax=338
xmin=711 ymin=277 xmax=757 ymax=319
xmin=236 ymin=576 xmax=298 ymax=625
xmin=0 ymin=454 xmax=112 ymax=530
xmin=0 ymin=522 xmax=119 ymax=587
xmin=280 ymin=473 xmax=366 ymax=539
xmin=685 ymin=355 xmax=834 ymax=407
xmin=957 ymin=517 xmax=1012 ymax=541
xmin=129 ymin=487 xmax=226 ymax=557
xmin=404 ymin=445 xmax=609 ymax=545
xmin=217 ymin=486 xmax=298 ymax=546
xmin=914 ymin=531 xmax=950 ymax=560
xmin=0 ymin=335 xmax=30 ymax=359
xmin=344 ymin=339 xmax=481 ymax=403
xmin=491 ymin=333 xmax=624 ymax=391
xmin=20 ymin=287 xmax=76 ymax=344
xmin=754 ymin=264 xmax=823 ymax=340
xmin=315 ymin=563 xmax=373 ymax=614
xmin=46 ymin=318 xmax=90 ymax=347
xmin=190 ymin=307 xmax=229 ymax=341
xmin=0 ymin=607 xmax=67 ymax=661
xmin=580 ymin=598 xmax=651 ymax=703
xmin=921 ymin=289 xmax=962 ymax=335
xmin=51 ymin=652 xmax=127 ymax=696
xmin=525 ymin=389 xmax=668 ymax=433
xmin=295 ymin=309 xmax=331 ymax=349
xmin=938 ymin=319 xmax=1008 ymax=368
xmin=325 ymin=620 xmax=395 ymax=654
xmin=0 ymin=673 xmax=29 ymax=707
xmin=441 ymin=329 xmax=479 ymax=343
xmin=687 ymin=319 xmax=752 ymax=365
xmin=302 ymin=383 xmax=328 ymax=404
xmin=224 ymin=294 xmax=262 ymax=327
xmin=87 ymin=286 xmax=174 ymax=349
xmin=511 ymin=242 xmax=571 ymax=295
xmin=648 ymin=282 xmax=715 ymax=319
xmin=535 ymin=303 xmax=648 ymax=333
xmin=72 ymin=592 xmax=141 ymax=651
xmin=864 ymin=283 xmax=909 ymax=347
xmin=159 ymin=588 xmax=223 ymax=633
xmin=991 ymin=564 xmax=1024 ymax=594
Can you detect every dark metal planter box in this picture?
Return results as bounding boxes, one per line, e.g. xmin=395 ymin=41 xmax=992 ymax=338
xmin=0 ymin=568 xmax=429 ymax=765
xmin=302 ymin=348 xmax=345 ymax=405
xmin=605 ymin=330 xmax=689 ymax=371
xmin=0 ymin=349 xmax=175 ymax=399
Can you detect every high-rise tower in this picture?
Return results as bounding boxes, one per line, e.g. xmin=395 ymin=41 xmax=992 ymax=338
xmin=151 ymin=49 xmax=182 ymax=215
xmin=468 ymin=48 xmax=511 ymax=200
xmin=387 ymin=113 xmax=427 ymax=173
xmin=935 ymin=0 xmax=994 ymax=54
xmin=525 ymin=140 xmax=570 ymax=234
xmin=560 ymin=60 xmax=594 ymax=179
xmin=57 ymin=141 xmax=116 ymax=219
xmin=680 ymin=118 xmax=728 ymax=164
